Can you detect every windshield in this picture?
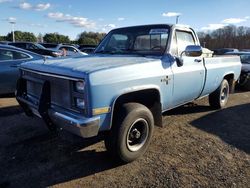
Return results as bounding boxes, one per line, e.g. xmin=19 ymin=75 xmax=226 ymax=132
xmin=240 ymin=54 xmax=250 ymax=64
xmin=95 ymin=25 xmax=170 ymax=56
xmin=35 ymin=43 xmax=46 ymax=49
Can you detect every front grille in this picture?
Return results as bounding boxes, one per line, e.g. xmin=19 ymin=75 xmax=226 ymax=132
xmin=24 ymin=70 xmax=73 ymax=110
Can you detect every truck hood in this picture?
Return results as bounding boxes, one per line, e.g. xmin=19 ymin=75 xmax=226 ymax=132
xmin=20 ymin=55 xmax=161 ymax=77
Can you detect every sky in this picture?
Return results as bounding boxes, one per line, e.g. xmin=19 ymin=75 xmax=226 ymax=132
xmin=1 ymin=0 xmax=250 ymax=40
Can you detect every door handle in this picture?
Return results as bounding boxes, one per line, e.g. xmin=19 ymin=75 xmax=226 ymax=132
xmin=161 ymin=76 xmax=171 ymax=85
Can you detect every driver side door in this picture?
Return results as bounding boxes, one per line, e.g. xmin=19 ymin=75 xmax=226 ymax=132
xmin=170 ymin=29 xmax=205 ymax=106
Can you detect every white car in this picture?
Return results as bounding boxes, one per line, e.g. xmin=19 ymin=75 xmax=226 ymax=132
xmin=42 ymin=44 xmax=87 ymax=57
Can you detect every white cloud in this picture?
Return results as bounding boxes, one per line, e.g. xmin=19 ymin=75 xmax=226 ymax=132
xmin=48 ymin=12 xmax=96 ymax=29
xmin=102 ymin=24 xmax=116 ymax=32
xmin=222 ymin=17 xmax=249 ymax=24
xmin=34 ymin=3 xmax=50 ymax=11
xmin=18 ymin=2 xmax=50 ymax=11
xmin=30 ymin=23 xmax=47 ymax=28
xmin=6 ymin=17 xmax=16 ymax=23
xmin=118 ymin=17 xmax=125 ymax=21
xmin=162 ymin=12 xmax=181 ymax=17
xmin=201 ymin=24 xmax=226 ymax=31
xmin=47 ymin=12 xmax=64 ymax=19
xmin=107 ymin=24 xmax=116 ymax=28
xmin=201 ymin=16 xmax=250 ymax=31
xmin=0 ymin=0 xmax=12 ymax=3
xmin=19 ymin=2 xmax=32 ymax=10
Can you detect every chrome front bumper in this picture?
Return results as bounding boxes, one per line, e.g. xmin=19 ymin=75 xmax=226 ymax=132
xmin=48 ymin=110 xmax=100 ymax=138
xmin=16 ymin=78 xmax=100 ymax=138
xmin=17 ymin=95 xmax=101 ymax=138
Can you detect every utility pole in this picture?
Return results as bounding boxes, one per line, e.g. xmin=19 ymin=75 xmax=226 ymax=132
xmin=9 ymin=21 xmax=16 ymax=42
xmin=203 ymin=42 xmax=206 ymax=48
xmin=176 ymin=15 xmax=180 ymax=24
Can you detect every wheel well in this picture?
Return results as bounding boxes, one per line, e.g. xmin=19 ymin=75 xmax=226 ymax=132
xmin=113 ymin=89 xmax=162 ymax=127
xmin=224 ymin=74 xmax=235 ymax=93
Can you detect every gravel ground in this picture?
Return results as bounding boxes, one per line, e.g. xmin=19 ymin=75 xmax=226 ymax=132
xmin=0 ymin=91 xmax=249 ymax=188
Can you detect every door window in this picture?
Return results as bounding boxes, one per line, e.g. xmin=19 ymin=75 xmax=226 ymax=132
xmin=170 ymin=33 xmax=178 ymax=56
xmin=60 ymin=47 xmax=75 ymax=52
xmin=27 ymin=43 xmax=39 ymax=49
xmin=176 ymin=31 xmax=195 ymax=56
xmin=0 ymin=49 xmax=30 ymax=61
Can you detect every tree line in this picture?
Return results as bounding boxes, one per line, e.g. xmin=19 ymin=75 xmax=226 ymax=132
xmin=2 ymin=25 xmax=250 ymax=49
xmin=0 ymin=31 xmax=106 ymax=45
xmin=198 ymin=25 xmax=250 ymax=50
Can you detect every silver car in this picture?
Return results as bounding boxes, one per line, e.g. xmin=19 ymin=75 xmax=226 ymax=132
xmin=43 ymin=44 xmax=87 ymax=57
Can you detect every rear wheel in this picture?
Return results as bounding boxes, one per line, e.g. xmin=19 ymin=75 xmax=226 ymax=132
xmin=209 ymin=79 xmax=229 ymax=109
xmin=104 ymin=103 xmax=154 ymax=163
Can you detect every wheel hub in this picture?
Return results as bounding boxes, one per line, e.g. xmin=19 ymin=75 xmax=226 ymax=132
xmin=126 ymin=118 xmax=149 ymax=152
xmin=221 ymin=86 xmax=228 ymax=103
xmin=130 ymin=128 xmax=141 ymax=139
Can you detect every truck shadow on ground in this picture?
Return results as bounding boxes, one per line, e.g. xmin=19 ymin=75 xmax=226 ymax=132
xmin=0 ymin=122 xmax=121 ymax=187
xmin=191 ymin=103 xmax=250 ymax=154
xmin=0 ymin=106 xmax=23 ymax=117
xmin=163 ymin=102 xmax=250 ymax=154
xmin=164 ymin=103 xmax=212 ymax=115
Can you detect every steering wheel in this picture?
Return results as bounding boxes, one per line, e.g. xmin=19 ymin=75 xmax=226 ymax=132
xmin=109 ymin=47 xmax=123 ymax=53
xmin=150 ymin=46 xmax=164 ymax=51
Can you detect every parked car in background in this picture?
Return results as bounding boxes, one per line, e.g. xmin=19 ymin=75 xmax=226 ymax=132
xmin=0 ymin=44 xmax=43 ymax=95
xmin=0 ymin=41 xmax=11 ymax=45
xmin=225 ymin=51 xmax=250 ymax=90
xmin=8 ymin=42 xmax=62 ymax=57
xmin=38 ymin=43 xmax=58 ymax=49
xmin=212 ymin=48 xmax=239 ymax=55
xmin=78 ymin=44 xmax=97 ymax=54
xmin=240 ymin=49 xmax=250 ymax=52
xmin=41 ymin=43 xmax=87 ymax=57
xmin=40 ymin=43 xmax=80 ymax=49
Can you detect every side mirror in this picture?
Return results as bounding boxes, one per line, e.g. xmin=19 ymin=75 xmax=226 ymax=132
xmin=183 ymin=45 xmax=202 ymax=57
xmin=175 ymin=57 xmax=183 ymax=67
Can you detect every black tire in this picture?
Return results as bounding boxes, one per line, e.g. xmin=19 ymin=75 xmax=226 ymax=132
xmin=104 ymin=103 xmax=154 ymax=163
xmin=209 ymin=79 xmax=229 ymax=109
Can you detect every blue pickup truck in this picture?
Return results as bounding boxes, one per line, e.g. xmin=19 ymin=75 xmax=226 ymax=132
xmin=16 ymin=24 xmax=241 ymax=162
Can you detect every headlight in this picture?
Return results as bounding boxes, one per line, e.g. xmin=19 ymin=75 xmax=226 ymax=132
xmin=75 ymin=81 xmax=85 ymax=93
xmin=75 ymin=98 xmax=85 ymax=109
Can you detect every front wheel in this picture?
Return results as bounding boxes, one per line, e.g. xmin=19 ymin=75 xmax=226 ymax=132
xmin=209 ymin=79 xmax=230 ymax=109
xmin=104 ymin=103 xmax=154 ymax=163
